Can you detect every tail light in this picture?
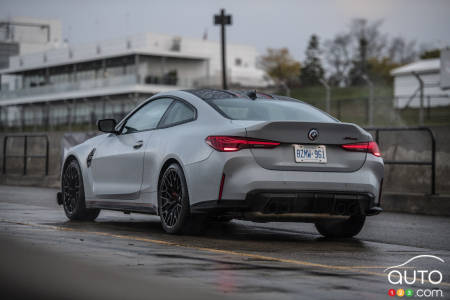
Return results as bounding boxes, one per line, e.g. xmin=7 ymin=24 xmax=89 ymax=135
xmin=205 ymin=136 xmax=280 ymax=152
xmin=341 ymin=141 xmax=381 ymax=157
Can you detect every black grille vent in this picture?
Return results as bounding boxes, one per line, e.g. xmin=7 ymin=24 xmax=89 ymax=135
xmin=86 ymin=148 xmax=96 ymax=168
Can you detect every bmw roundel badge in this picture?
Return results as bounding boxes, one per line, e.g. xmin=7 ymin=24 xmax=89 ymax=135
xmin=308 ymin=128 xmax=319 ymax=141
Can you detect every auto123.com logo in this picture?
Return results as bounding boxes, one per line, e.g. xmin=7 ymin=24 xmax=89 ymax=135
xmin=384 ymin=255 xmax=445 ymax=298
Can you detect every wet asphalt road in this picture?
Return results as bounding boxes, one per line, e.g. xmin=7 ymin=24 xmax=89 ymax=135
xmin=0 ymin=185 xmax=449 ymax=300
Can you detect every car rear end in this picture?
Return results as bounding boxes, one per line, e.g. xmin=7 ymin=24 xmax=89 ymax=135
xmin=187 ymin=93 xmax=384 ymax=224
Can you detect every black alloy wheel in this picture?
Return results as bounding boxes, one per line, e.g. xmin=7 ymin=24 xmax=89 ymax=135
xmin=62 ymin=162 xmax=80 ymax=215
xmin=160 ymin=168 xmax=183 ymax=227
xmin=62 ymin=160 xmax=100 ymax=221
xmin=158 ymin=163 xmax=192 ymax=234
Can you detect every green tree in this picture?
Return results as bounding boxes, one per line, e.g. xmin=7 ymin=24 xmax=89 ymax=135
xmin=420 ymin=49 xmax=440 ymax=59
xmin=367 ymin=57 xmax=400 ymax=84
xmin=300 ymin=34 xmax=325 ymax=86
xmin=260 ymin=48 xmax=301 ymax=87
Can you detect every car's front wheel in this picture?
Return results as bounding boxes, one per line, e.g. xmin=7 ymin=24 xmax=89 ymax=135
xmin=314 ymin=215 xmax=365 ymax=238
xmin=62 ymin=160 xmax=100 ymax=221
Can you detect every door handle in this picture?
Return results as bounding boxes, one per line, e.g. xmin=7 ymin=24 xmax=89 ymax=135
xmin=133 ymin=140 xmax=144 ymax=149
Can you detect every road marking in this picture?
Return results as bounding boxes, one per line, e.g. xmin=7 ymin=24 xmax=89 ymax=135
xmin=1 ymin=218 xmax=449 ymax=287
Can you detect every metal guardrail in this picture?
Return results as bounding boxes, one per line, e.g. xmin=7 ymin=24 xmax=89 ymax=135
xmin=364 ymin=127 xmax=436 ymax=195
xmin=2 ymin=135 xmax=49 ymax=176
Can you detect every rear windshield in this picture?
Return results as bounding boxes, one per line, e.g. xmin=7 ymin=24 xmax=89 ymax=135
xmin=210 ymin=98 xmax=337 ymax=122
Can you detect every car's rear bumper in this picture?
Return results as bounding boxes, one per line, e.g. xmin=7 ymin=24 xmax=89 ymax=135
xmin=191 ymin=190 xmax=382 ymax=222
xmin=185 ymin=150 xmax=384 ymax=208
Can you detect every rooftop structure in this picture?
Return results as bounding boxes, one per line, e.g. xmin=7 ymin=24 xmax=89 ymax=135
xmin=0 ymin=17 xmax=62 ymax=69
xmin=390 ymin=58 xmax=450 ymax=108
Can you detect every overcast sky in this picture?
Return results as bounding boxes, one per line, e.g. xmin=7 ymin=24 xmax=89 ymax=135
xmin=1 ymin=0 xmax=450 ymax=60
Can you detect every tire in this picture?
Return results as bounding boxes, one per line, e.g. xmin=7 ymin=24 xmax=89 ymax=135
xmin=314 ymin=215 xmax=366 ymax=238
xmin=158 ymin=163 xmax=203 ymax=234
xmin=62 ymin=160 xmax=100 ymax=221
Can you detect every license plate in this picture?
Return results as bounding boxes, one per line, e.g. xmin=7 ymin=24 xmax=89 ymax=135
xmin=294 ymin=145 xmax=327 ymax=163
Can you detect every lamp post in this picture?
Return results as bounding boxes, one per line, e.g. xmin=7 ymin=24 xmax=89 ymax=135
xmin=214 ymin=9 xmax=232 ymax=90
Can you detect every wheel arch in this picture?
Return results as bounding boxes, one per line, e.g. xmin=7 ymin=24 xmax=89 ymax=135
xmin=61 ymin=154 xmax=87 ymax=194
xmin=61 ymin=154 xmax=81 ymax=179
xmin=157 ymin=157 xmax=185 ymax=191
xmin=156 ymin=156 xmax=194 ymax=210
xmin=62 ymin=154 xmax=79 ymax=169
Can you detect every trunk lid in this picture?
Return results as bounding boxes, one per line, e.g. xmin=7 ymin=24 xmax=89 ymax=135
xmin=245 ymin=121 xmax=372 ymax=172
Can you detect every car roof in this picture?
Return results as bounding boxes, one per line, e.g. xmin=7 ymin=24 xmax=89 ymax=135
xmin=183 ymin=88 xmax=296 ymax=102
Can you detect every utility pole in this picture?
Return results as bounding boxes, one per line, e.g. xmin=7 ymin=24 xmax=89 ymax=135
xmin=412 ymin=72 xmax=424 ymax=126
xmin=214 ymin=9 xmax=232 ymax=90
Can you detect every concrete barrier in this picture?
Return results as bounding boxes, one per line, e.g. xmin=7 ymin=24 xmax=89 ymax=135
xmin=382 ymin=192 xmax=450 ymax=217
xmin=0 ymin=131 xmax=96 ymax=188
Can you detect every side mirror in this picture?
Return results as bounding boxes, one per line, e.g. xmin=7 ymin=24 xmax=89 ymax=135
xmin=97 ymin=119 xmax=117 ymax=133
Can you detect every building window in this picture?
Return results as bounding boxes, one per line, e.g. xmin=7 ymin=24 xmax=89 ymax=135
xmin=235 ymin=58 xmax=242 ymax=66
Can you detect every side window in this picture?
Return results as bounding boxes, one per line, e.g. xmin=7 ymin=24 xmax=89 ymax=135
xmin=159 ymin=101 xmax=195 ymax=127
xmin=121 ymin=98 xmax=172 ymax=134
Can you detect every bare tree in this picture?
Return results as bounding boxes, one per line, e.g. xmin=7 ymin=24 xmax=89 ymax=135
xmin=348 ymin=19 xmax=389 ymax=84
xmin=350 ymin=18 xmax=388 ymax=61
xmin=388 ymin=37 xmax=418 ymax=64
xmin=322 ymin=18 xmax=421 ymax=86
xmin=324 ymin=33 xmax=352 ymax=86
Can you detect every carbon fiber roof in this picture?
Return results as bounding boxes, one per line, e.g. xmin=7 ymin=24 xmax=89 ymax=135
xmin=184 ymin=89 xmax=237 ymax=101
xmin=184 ymin=89 xmax=276 ymax=101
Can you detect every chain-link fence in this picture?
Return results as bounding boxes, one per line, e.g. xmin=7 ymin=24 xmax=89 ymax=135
xmin=1 ymin=92 xmax=450 ymax=132
xmin=310 ymin=96 xmax=450 ymax=127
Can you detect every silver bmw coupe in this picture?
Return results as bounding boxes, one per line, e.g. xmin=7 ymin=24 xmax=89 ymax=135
xmin=58 ymin=89 xmax=384 ymax=237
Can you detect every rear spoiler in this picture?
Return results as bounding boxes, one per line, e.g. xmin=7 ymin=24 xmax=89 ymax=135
xmin=245 ymin=121 xmax=372 ymax=145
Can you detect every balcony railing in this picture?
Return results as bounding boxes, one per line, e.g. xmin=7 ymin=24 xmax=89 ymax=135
xmin=0 ymin=74 xmax=193 ymax=101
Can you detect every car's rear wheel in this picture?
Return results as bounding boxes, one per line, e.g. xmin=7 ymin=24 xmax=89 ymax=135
xmin=158 ymin=163 xmax=196 ymax=234
xmin=62 ymin=160 xmax=100 ymax=221
xmin=314 ymin=215 xmax=365 ymax=238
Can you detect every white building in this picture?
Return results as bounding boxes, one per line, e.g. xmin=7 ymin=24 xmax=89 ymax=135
xmin=0 ymin=31 xmax=270 ymax=128
xmin=391 ymin=58 xmax=450 ymax=108
xmin=0 ymin=16 xmax=63 ymax=54
xmin=0 ymin=17 xmax=63 ymax=70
